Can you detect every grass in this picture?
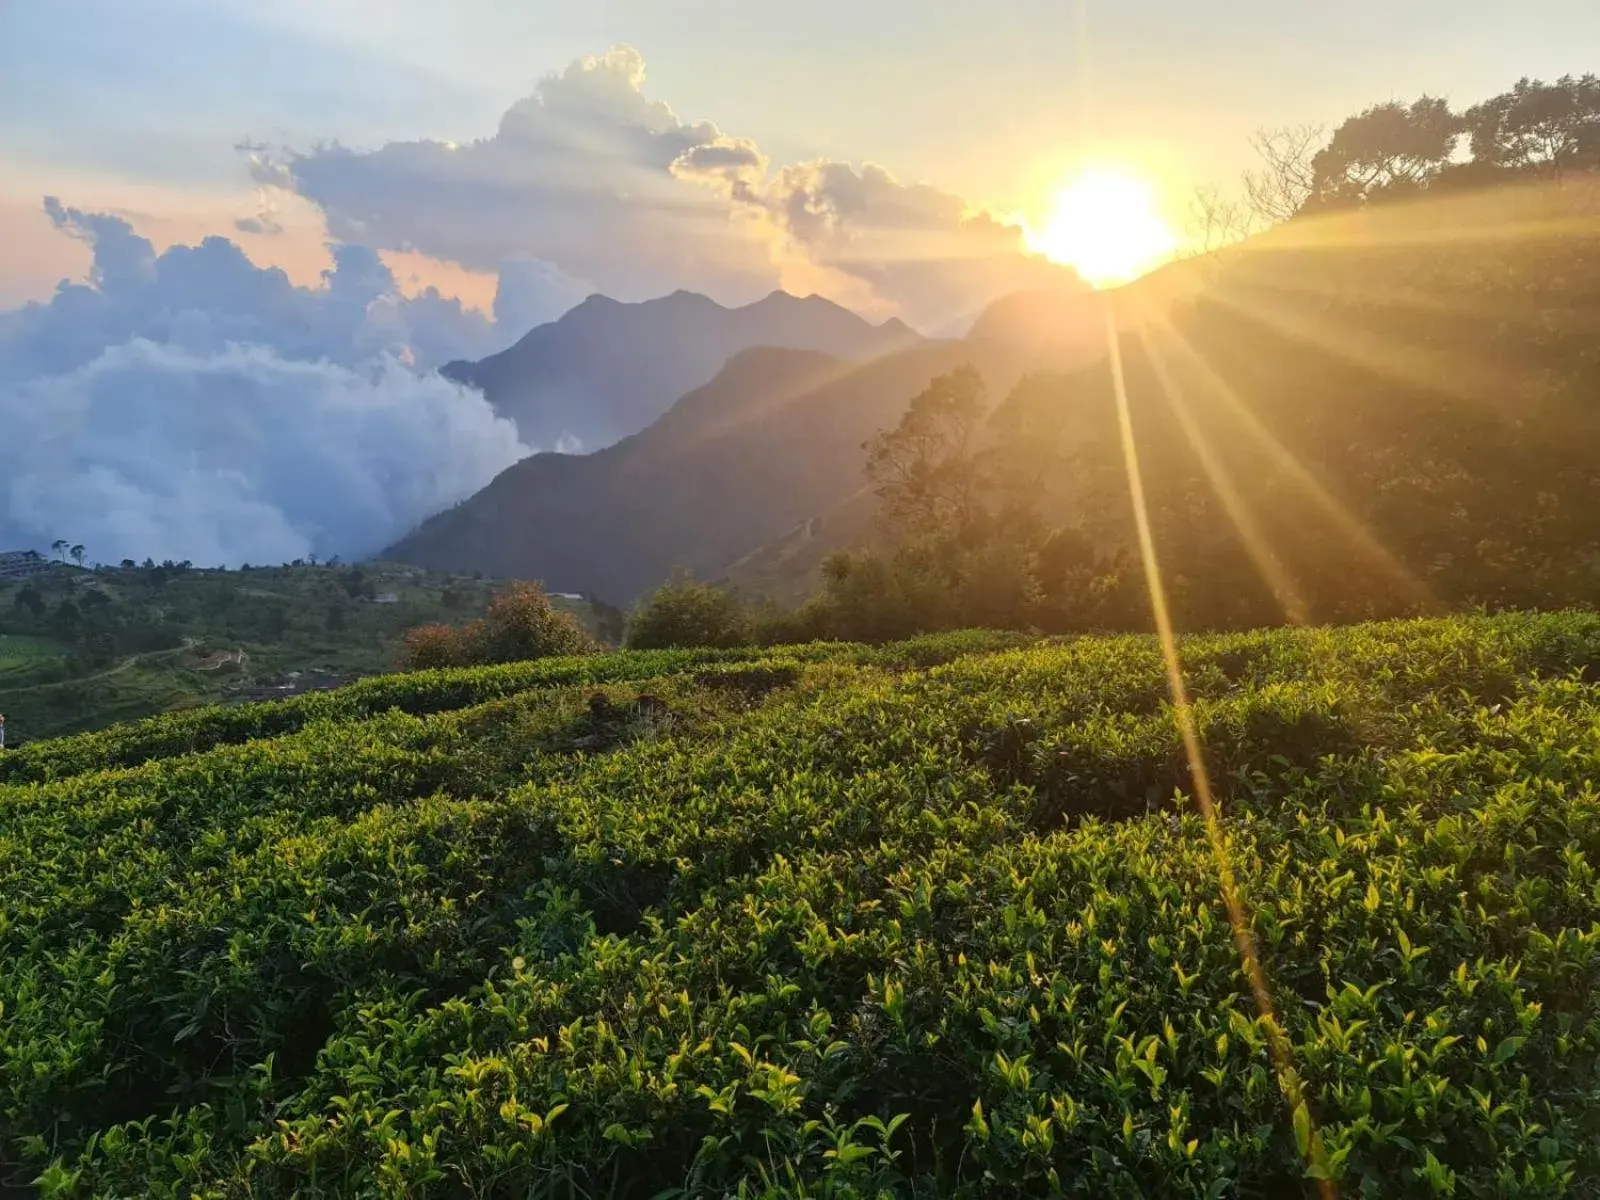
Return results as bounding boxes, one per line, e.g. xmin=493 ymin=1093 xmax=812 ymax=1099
xmin=0 ymin=611 xmax=1597 ymax=1197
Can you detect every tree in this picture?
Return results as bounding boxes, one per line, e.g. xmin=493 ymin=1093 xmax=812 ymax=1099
xmin=1185 ymin=184 xmax=1254 ymax=256
xmin=50 ymin=539 xmax=68 ymax=562
xmin=1465 ymin=75 xmax=1600 ymax=177
xmin=983 ymin=373 xmax=1080 ymax=526
xmin=470 ymin=582 xmax=595 ymax=662
xmin=864 ymin=366 xmax=989 ymax=540
xmin=401 ymin=623 xmax=466 ymax=670
xmin=120 ymin=559 xmax=136 ymax=571
xmin=401 ymin=581 xmax=595 ymax=669
xmin=1310 ymin=98 xmax=1460 ymax=207
xmin=626 ymin=575 xmax=750 ymax=649
xmin=70 ymin=544 xmax=86 ymax=568
xmin=13 ymin=586 xmax=45 ymax=618
xmin=51 ymin=598 xmax=82 ymax=632
xmin=1241 ymin=124 xmax=1325 ymax=224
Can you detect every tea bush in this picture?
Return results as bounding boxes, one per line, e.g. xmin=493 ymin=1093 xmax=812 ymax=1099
xmin=2 ymin=612 xmax=1597 ymax=1197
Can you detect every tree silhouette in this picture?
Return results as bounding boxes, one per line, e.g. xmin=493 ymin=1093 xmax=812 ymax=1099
xmin=1465 ymin=75 xmax=1600 ymax=177
xmin=70 ymin=545 xmax=86 ymax=569
xmin=50 ymin=540 xmax=68 ymax=562
xmin=864 ymin=366 xmax=989 ymax=540
xmin=1310 ymin=98 xmax=1460 ymax=207
xmin=1242 ymin=124 xmax=1325 ymax=223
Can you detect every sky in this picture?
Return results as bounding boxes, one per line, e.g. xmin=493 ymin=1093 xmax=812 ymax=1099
xmin=4 ymin=0 xmax=1596 ymax=308
xmin=0 ymin=0 xmax=1593 ymax=565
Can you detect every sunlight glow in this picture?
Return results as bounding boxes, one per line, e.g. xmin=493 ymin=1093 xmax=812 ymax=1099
xmin=1029 ymin=166 xmax=1180 ymax=287
xmin=1097 ymin=301 xmax=1337 ymax=1196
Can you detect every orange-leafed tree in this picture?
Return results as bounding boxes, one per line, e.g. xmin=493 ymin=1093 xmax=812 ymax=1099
xmin=401 ymin=623 xmax=466 ymax=670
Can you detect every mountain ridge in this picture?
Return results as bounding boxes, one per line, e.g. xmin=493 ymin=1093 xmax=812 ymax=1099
xmin=391 ymin=339 xmax=1028 ymax=601
xmin=442 ymin=288 xmax=922 ymax=450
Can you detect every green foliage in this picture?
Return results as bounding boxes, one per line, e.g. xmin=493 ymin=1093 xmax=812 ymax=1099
xmin=1 ymin=611 xmax=1598 ymax=1196
xmin=399 ymin=581 xmax=597 ymax=669
xmin=626 ymin=575 xmax=752 ymax=650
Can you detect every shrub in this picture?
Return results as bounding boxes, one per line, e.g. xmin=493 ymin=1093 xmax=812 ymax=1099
xmin=626 ymin=575 xmax=751 ymax=649
xmin=402 ymin=582 xmax=594 ymax=669
xmin=400 ymin=622 xmax=466 ymax=669
xmin=471 ymin=581 xmax=596 ymax=662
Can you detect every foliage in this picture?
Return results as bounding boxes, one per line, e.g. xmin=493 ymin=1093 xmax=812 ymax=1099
xmin=864 ymin=365 xmax=990 ymax=539
xmin=400 ymin=623 xmax=465 ymax=670
xmin=626 ymin=575 xmax=752 ymax=650
xmin=401 ymin=582 xmax=597 ymax=669
xmin=1 ymin=611 xmax=1598 ymax=1197
xmin=1309 ymin=97 xmax=1460 ymax=208
xmin=1463 ymin=75 xmax=1600 ymax=177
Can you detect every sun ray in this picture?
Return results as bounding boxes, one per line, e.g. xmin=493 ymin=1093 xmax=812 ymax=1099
xmin=1098 ymin=300 xmax=1337 ymax=1195
xmin=1130 ymin=323 xmax=1313 ymax=625
xmin=1118 ymin=289 xmax=1437 ymax=613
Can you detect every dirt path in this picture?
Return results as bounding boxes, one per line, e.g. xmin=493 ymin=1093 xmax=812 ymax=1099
xmin=5 ymin=638 xmax=200 ymax=693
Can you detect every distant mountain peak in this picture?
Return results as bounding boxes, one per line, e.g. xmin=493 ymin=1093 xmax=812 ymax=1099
xmin=443 ymin=286 xmax=926 ymax=450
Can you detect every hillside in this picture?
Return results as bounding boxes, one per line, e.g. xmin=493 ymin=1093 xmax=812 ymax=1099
xmin=0 ymin=563 xmax=605 ymax=743
xmin=408 ymin=182 xmax=1600 ymax=614
xmin=2 ymin=610 xmax=1598 ymax=1195
xmin=392 ymin=340 xmax=1031 ymax=602
xmin=442 ymin=289 xmax=922 ymax=449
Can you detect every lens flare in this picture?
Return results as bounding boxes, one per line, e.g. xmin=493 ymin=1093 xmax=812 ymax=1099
xmin=1029 ymin=166 xmax=1180 ymax=287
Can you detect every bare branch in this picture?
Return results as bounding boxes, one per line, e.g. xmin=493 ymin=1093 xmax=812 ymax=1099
xmin=1241 ymin=123 xmax=1325 ymax=225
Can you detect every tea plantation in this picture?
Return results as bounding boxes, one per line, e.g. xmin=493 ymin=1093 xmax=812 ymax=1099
xmin=2 ymin=613 xmax=1597 ymax=1197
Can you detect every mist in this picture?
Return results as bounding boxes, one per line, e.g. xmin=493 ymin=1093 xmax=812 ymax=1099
xmin=0 ymin=202 xmax=537 ymax=566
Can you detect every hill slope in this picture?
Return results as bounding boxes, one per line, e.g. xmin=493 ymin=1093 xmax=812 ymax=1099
xmin=3 ymin=611 xmax=1598 ymax=1194
xmin=442 ymin=289 xmax=921 ymax=449
xmin=393 ymin=340 xmax=1025 ymax=602
xmin=0 ymin=563 xmax=601 ymax=743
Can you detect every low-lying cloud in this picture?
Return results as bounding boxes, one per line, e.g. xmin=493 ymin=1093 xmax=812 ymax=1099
xmin=0 ymin=202 xmax=530 ymax=566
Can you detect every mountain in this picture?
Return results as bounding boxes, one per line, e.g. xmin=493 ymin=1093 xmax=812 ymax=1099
xmin=442 ymin=289 xmax=921 ymax=449
xmin=390 ymin=340 xmax=1027 ymax=602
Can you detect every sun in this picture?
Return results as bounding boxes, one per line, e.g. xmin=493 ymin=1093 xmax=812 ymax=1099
xmin=1027 ymin=166 xmax=1180 ymax=288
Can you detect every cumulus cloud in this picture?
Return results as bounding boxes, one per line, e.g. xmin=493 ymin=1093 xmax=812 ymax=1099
xmin=728 ymin=160 xmax=1078 ymax=331
xmin=2 ymin=201 xmax=506 ymax=382
xmin=264 ymin=46 xmax=781 ymax=304
xmin=0 ymin=200 xmax=532 ymax=565
xmin=261 ymin=45 xmax=1077 ymax=331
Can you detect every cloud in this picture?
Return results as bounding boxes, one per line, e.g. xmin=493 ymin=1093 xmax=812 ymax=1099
xmin=738 ymin=160 xmax=1078 ymax=331
xmin=0 ymin=340 xmax=526 ymax=566
xmin=4 ymin=201 xmax=502 ymax=383
xmin=263 ymin=46 xmax=781 ymax=304
xmin=262 ymin=45 xmax=1077 ymax=331
xmin=0 ymin=200 xmax=533 ymax=565
xmin=492 ymin=256 xmax=593 ymax=335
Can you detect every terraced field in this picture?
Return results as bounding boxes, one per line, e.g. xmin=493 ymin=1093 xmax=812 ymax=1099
xmin=1 ymin=614 xmax=1597 ymax=1197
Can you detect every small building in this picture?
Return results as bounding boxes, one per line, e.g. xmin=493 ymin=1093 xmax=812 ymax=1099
xmin=372 ymin=592 xmax=400 ymax=604
xmin=0 ymin=550 xmax=48 ymax=582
